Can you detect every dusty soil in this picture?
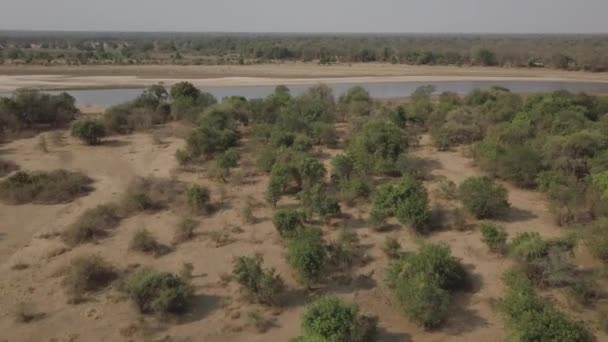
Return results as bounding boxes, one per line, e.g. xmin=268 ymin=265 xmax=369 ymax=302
xmin=1 ymin=63 xmax=608 ymax=92
xmin=0 ymin=126 xmax=605 ymax=341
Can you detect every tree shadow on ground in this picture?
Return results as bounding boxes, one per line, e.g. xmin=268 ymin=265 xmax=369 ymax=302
xmin=177 ymin=294 xmax=224 ymax=324
xmin=442 ymin=292 xmax=490 ymax=336
xmin=281 ymin=288 xmax=312 ymax=309
xmin=376 ymin=327 xmax=413 ymax=342
xmin=441 ymin=263 xmax=489 ymax=335
xmin=505 ymin=206 xmax=538 ymax=223
xmin=100 ymin=139 xmax=131 ymax=147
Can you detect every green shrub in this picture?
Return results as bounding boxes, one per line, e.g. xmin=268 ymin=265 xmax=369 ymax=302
xmin=298 ymin=297 xmax=377 ymax=342
xmin=431 ymin=120 xmax=482 ymax=151
xmin=265 ymin=160 xmax=298 ymax=206
xmin=272 ymin=209 xmax=305 ymax=238
xmin=331 ymin=154 xmax=356 ymax=182
xmin=385 ymin=243 xmax=468 ymax=328
xmin=479 ymin=222 xmax=508 ymax=253
xmin=62 ymin=204 xmax=123 ymax=245
xmin=187 ymin=184 xmax=211 ymax=213
xmin=64 ymin=255 xmax=115 ymax=298
xmin=124 ymin=267 xmax=193 ymax=314
xmin=496 ymin=145 xmax=544 ymax=188
xmin=371 ymin=177 xmax=430 ymax=232
xmin=287 ymin=228 xmax=327 ymax=287
xmin=499 ymin=270 xmax=593 ymax=342
xmin=297 ymin=157 xmax=327 ymax=189
xmin=583 ymin=218 xmax=608 ymax=261
xmin=0 ymin=170 xmax=93 ymax=204
xmin=458 ymin=176 xmax=510 ymax=219
xmin=217 ymin=148 xmax=240 ymax=171
xmin=71 ymin=119 xmax=106 ymax=145
xmin=180 ymin=105 xmax=240 ymax=161
xmin=299 ymin=184 xmax=341 ymax=221
xmin=509 ymin=232 xmax=549 ymax=262
xmin=0 ymin=90 xmax=77 ymax=130
xmin=232 ymin=255 xmax=285 ymax=305
xmin=293 ymin=134 xmax=314 ymax=152
xmin=393 ymin=273 xmax=450 ymax=329
xmin=336 ymin=176 xmax=371 ymax=204
xmin=310 ymin=122 xmax=338 ymax=147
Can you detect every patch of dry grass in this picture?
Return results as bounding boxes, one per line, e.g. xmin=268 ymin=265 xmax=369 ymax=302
xmin=0 ymin=169 xmax=93 ymax=204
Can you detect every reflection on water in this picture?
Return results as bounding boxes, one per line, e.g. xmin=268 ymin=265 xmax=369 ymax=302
xmin=2 ymin=80 xmax=608 ymax=107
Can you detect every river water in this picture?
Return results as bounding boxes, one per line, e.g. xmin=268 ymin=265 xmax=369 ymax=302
xmin=2 ymin=79 xmax=608 ymax=107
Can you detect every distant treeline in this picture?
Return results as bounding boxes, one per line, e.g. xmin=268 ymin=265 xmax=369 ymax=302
xmin=0 ymin=31 xmax=608 ymax=71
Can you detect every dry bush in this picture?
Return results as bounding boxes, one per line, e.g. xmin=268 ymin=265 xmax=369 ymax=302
xmin=382 ymin=236 xmax=402 ymax=259
xmin=62 ymin=177 xmax=188 ymax=246
xmin=0 ymin=170 xmax=93 ymax=204
xmin=434 ymin=177 xmax=458 ymax=200
xmin=129 ymin=228 xmax=170 ymax=256
xmin=49 ymin=131 xmax=65 ymax=146
xmin=123 ymin=177 xmax=187 ymax=213
xmin=241 ymin=203 xmax=256 ymax=224
xmin=246 ymin=310 xmax=275 ymax=333
xmin=63 ymin=255 xmax=116 ymax=299
xmin=13 ymin=302 xmax=45 ymax=323
xmin=36 ymin=134 xmax=48 ymax=153
xmin=174 ymin=218 xmax=198 ymax=243
xmin=62 ymin=204 xmax=123 ymax=246
xmin=204 ymin=230 xmax=235 ymax=247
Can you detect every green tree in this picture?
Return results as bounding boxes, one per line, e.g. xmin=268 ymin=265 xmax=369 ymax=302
xmin=287 ymin=228 xmax=327 ymax=288
xmin=71 ymin=119 xmax=106 ymax=145
xmin=459 ymin=176 xmax=510 ymax=219
xmin=272 ymin=208 xmax=305 ymax=238
xmin=232 ymin=255 xmax=285 ymax=305
xmin=347 ymin=119 xmax=408 ymax=174
xmin=124 ymin=267 xmax=193 ymax=314
xmin=385 ymin=243 xmax=468 ymax=328
xmin=298 ymin=297 xmax=377 ymax=342
xmin=480 ymin=222 xmax=508 ymax=254
xmin=187 ymin=184 xmax=210 ymax=213
xmin=371 ymin=177 xmax=430 ymax=232
xmin=476 ymin=49 xmax=498 ymax=66
xmin=170 ymin=81 xmax=201 ymax=100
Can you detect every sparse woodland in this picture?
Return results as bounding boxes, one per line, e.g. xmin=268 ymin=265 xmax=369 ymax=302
xmin=2 ymin=80 xmax=608 ymax=341
xmin=1 ymin=32 xmax=608 ymax=71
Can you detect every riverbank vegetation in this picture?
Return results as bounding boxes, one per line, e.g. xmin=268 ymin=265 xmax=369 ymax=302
xmin=3 ymin=80 xmax=608 ymax=341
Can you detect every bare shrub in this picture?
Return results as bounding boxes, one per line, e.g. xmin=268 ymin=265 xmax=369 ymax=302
xmin=63 ymin=255 xmax=116 ymax=299
xmin=0 ymin=170 xmax=93 ymax=204
xmin=129 ymin=228 xmax=170 ymax=256
xmin=62 ymin=204 xmax=123 ymax=245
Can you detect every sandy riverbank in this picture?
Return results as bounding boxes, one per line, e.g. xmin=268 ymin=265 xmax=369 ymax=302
xmin=1 ymin=63 xmax=608 ymax=92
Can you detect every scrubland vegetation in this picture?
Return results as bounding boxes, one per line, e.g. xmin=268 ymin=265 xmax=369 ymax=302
xmin=2 ymin=32 xmax=608 ymax=72
xmin=3 ymin=79 xmax=608 ymax=341
xmin=0 ymin=169 xmax=93 ymax=204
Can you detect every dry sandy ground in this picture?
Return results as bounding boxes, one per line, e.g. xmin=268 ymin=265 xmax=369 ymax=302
xmin=1 ymin=63 xmax=608 ymax=92
xmin=0 ymin=129 xmax=605 ymax=342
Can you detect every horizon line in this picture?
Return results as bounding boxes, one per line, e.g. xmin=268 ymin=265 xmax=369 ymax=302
xmin=1 ymin=29 xmax=607 ymax=36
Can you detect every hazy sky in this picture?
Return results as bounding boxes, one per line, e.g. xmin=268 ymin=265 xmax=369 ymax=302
xmin=1 ymin=0 xmax=607 ymax=33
